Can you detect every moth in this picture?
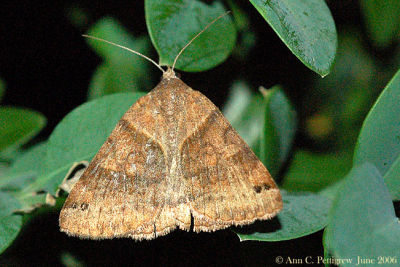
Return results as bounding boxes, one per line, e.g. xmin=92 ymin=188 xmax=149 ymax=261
xmin=59 ymin=13 xmax=282 ymax=240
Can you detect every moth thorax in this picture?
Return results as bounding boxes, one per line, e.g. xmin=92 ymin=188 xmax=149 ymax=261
xmin=163 ymin=67 xmax=177 ymax=80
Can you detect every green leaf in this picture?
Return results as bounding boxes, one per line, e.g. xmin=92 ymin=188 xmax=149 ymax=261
xmin=354 ymin=69 xmax=400 ymax=199
xmin=87 ymin=63 xmax=109 ymax=99
xmin=262 ymin=87 xmax=296 ymax=175
xmin=226 ymin=0 xmax=256 ymax=60
xmin=0 ymin=192 xmax=22 ymax=254
xmin=145 ymin=0 xmax=237 ymax=71
xmin=360 ymin=0 xmax=400 ymax=48
xmin=86 ymin=17 xmax=152 ymax=99
xmin=237 ymin=190 xmax=331 ymax=241
xmin=383 ymin=156 xmax=400 ymax=200
xmin=222 ymin=81 xmax=253 ymax=129
xmin=226 ymin=0 xmax=249 ymax=32
xmin=324 ymin=163 xmax=400 ymax=265
xmin=282 ymin=150 xmax=353 ymax=193
xmin=249 ymin=0 xmax=337 ymax=77
xmin=1 ymin=143 xmax=48 ymax=211
xmin=0 ymin=143 xmax=47 ymax=193
xmin=319 ymin=179 xmax=345 ymax=201
xmin=223 ymin=82 xmax=265 ymax=151
xmin=223 ymin=84 xmax=296 ymax=177
xmin=0 ymin=107 xmax=46 ymax=153
xmin=21 ymin=93 xmax=145 ymax=198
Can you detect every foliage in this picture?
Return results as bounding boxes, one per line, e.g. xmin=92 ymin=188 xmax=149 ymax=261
xmin=354 ymin=70 xmax=400 ymax=200
xmin=236 ymin=190 xmax=331 ymax=242
xmin=0 ymin=107 xmax=46 ymax=159
xmin=85 ymin=18 xmax=152 ymax=99
xmin=324 ymin=163 xmax=400 ymax=265
xmin=145 ymin=0 xmax=236 ymax=71
xmin=0 ymin=0 xmax=399 ymax=265
xmin=223 ymin=83 xmax=296 ymax=177
xmin=249 ymin=0 xmax=337 ymax=77
xmin=360 ymin=0 xmax=400 ymax=47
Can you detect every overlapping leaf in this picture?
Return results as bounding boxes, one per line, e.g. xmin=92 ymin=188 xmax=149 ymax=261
xmin=1 ymin=142 xmax=47 ymax=192
xmin=86 ymin=17 xmax=152 ymax=99
xmin=223 ymin=83 xmax=296 ymax=176
xmin=237 ymin=190 xmax=331 ymax=241
xmin=324 ymin=163 xmax=400 ymax=265
xmin=1 ymin=143 xmax=48 ymax=211
xmin=263 ymin=87 xmax=296 ymax=174
xmin=145 ymin=0 xmax=236 ymax=71
xmin=354 ymin=69 xmax=400 ymax=199
xmin=249 ymin=0 xmax=337 ymax=76
xmin=0 ymin=192 xmax=22 ymax=254
xmin=282 ymin=150 xmax=353 ymax=193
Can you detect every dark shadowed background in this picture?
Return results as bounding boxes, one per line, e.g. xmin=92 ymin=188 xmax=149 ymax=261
xmin=0 ymin=0 xmax=399 ymax=266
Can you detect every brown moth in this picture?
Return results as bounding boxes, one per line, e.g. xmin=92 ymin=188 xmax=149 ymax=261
xmin=59 ymin=15 xmax=282 ymax=240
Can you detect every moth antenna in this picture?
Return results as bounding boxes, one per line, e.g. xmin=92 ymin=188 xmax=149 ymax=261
xmin=82 ymin=34 xmax=165 ymax=73
xmin=171 ymin=11 xmax=231 ymax=71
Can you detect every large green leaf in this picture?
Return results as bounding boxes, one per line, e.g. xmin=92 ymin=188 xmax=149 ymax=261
xmin=249 ymin=0 xmax=337 ymax=77
xmin=18 ymin=93 xmax=144 ymax=201
xmin=237 ymin=190 xmax=331 ymax=241
xmin=0 ymin=192 xmax=22 ymax=254
xmin=354 ymin=69 xmax=400 ymax=199
xmin=2 ymin=143 xmax=48 ymax=211
xmin=0 ymin=143 xmax=47 ymax=192
xmin=223 ymin=84 xmax=296 ymax=176
xmin=282 ymin=150 xmax=353 ymax=193
xmin=86 ymin=17 xmax=152 ymax=99
xmin=324 ymin=163 xmax=400 ymax=265
xmin=0 ymin=107 xmax=46 ymax=153
xmin=360 ymin=0 xmax=400 ymax=48
xmin=145 ymin=0 xmax=237 ymax=71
